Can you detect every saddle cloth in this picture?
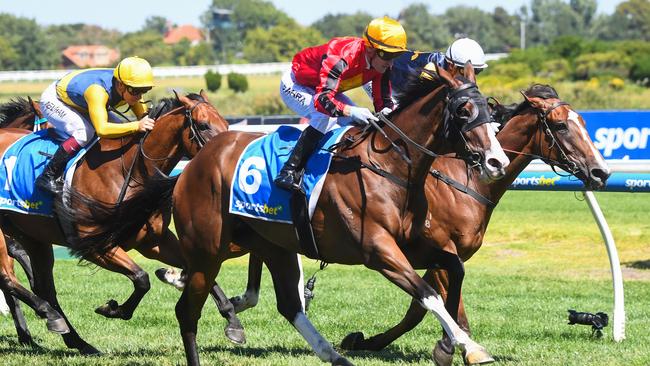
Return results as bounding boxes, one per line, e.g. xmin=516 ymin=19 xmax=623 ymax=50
xmin=0 ymin=129 xmax=95 ymax=216
xmin=229 ymin=125 xmax=351 ymax=223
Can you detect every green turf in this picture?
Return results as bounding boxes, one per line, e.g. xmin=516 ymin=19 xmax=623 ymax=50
xmin=0 ymin=191 xmax=648 ymax=365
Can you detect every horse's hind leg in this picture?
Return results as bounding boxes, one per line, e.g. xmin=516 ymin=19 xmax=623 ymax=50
xmin=3 ymin=290 xmax=38 ymax=347
xmin=0 ymin=231 xmax=69 ymax=337
xmin=7 ymin=236 xmax=34 ymax=288
xmin=257 ymin=244 xmax=350 ymax=365
xmin=18 ymin=237 xmax=100 ymax=355
xmin=229 ymin=253 xmax=262 ymax=313
xmin=83 ymin=246 xmax=150 ymax=320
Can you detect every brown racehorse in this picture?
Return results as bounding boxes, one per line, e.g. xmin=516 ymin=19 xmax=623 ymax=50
xmin=68 ymin=63 xmax=510 ymax=365
xmin=336 ymin=84 xmax=612 ymax=364
xmin=0 ymin=96 xmax=50 ymax=130
xmin=0 ymin=91 xmax=228 ymax=354
xmin=163 ymin=84 xmax=612 ymax=365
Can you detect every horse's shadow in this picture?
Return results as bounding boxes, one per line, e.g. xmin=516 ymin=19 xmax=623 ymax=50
xmin=624 ymin=259 xmax=650 ymax=270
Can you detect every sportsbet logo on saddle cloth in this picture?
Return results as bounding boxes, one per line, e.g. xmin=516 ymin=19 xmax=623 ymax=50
xmin=229 ymin=125 xmax=351 ymax=223
xmin=0 ymin=129 xmax=95 ymax=216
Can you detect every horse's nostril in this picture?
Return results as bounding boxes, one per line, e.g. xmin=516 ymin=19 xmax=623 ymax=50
xmin=487 ymin=158 xmax=502 ymax=170
xmin=591 ymin=168 xmax=611 ymax=182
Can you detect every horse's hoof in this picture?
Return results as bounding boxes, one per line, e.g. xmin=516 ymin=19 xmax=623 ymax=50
xmin=79 ymin=343 xmax=102 ymax=356
xmin=46 ymin=317 xmax=70 ymax=334
xmin=332 ymin=356 xmax=355 ymax=366
xmin=225 ymin=326 xmax=246 ymax=345
xmin=340 ymin=332 xmax=364 ymax=350
xmin=155 ymin=267 xmax=185 ymax=290
xmin=463 ymin=347 xmax=495 ymax=365
xmin=95 ymin=299 xmax=129 ymax=319
xmin=432 ymin=340 xmax=454 ymax=366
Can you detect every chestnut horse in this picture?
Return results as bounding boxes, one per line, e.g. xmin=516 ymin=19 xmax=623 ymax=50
xmin=0 ymin=96 xmax=49 ymax=130
xmin=0 ymin=91 xmax=228 ymax=354
xmin=68 ymin=63 xmax=509 ymax=365
xmin=164 ymin=84 xmax=612 ymax=365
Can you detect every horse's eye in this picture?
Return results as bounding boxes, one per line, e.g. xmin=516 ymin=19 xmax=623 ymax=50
xmin=552 ymin=121 xmax=569 ymax=133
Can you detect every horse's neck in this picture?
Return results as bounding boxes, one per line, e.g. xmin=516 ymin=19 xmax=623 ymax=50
xmin=476 ymin=111 xmax=540 ymax=201
xmin=389 ymin=87 xmax=448 ymax=185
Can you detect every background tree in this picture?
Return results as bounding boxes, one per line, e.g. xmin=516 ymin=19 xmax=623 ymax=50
xmin=443 ymin=6 xmax=500 ymax=51
xmin=202 ymin=0 xmax=292 ymax=61
xmin=243 ymin=22 xmax=325 ymax=62
xmin=0 ymin=14 xmax=58 ymax=70
xmin=528 ymin=0 xmax=582 ymax=45
xmin=0 ymin=37 xmax=19 ymax=70
xmin=398 ymin=3 xmax=450 ymax=51
xmin=117 ymin=31 xmax=171 ymax=66
xmin=311 ymin=11 xmax=373 ymax=39
xmin=45 ymin=24 xmax=121 ymax=52
xmin=491 ymin=7 xmax=521 ymax=51
xmin=142 ymin=16 xmax=171 ymax=35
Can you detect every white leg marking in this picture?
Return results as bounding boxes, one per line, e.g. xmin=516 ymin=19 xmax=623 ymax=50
xmin=421 ymin=295 xmax=483 ymax=353
xmin=293 ymin=312 xmax=341 ymax=362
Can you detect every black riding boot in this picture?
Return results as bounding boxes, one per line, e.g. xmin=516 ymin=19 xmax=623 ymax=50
xmin=274 ymin=126 xmax=324 ymax=192
xmin=35 ymin=146 xmax=73 ymax=195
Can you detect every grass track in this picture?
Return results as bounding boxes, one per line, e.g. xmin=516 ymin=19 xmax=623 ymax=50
xmin=0 ymin=192 xmax=648 ymax=365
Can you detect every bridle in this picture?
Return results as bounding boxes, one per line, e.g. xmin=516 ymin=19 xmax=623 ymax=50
xmin=116 ymin=99 xmax=211 ymax=203
xmin=503 ymin=100 xmax=579 ymax=176
xmin=334 ymin=79 xmax=492 ymax=189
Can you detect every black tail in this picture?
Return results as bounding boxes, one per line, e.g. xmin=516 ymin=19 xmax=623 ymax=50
xmin=57 ymin=173 xmax=179 ymax=259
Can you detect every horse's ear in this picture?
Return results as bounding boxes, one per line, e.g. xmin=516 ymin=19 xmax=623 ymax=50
xmin=200 ymin=89 xmax=210 ymax=102
xmin=521 ymin=90 xmax=545 ymax=109
xmin=463 ymin=61 xmax=476 ymax=83
xmin=173 ymin=89 xmax=180 ymax=100
xmin=436 ymin=62 xmax=456 ymax=87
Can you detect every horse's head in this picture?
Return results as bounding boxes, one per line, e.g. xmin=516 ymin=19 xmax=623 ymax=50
xmin=435 ymin=62 xmax=509 ymax=180
xmin=520 ymin=86 xmax=610 ymax=189
xmin=150 ymin=90 xmax=228 ymax=158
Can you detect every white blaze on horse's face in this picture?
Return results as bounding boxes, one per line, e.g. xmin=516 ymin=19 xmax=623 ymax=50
xmin=567 ymin=109 xmax=609 ymax=172
xmin=480 ymin=122 xmax=509 ymax=179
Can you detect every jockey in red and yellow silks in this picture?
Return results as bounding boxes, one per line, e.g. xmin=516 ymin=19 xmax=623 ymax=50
xmin=36 ymin=56 xmax=156 ymax=195
xmin=275 ymin=16 xmax=408 ymax=192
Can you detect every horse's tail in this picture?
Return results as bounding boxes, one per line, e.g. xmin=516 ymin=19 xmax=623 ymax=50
xmin=59 ymin=173 xmax=179 ymax=259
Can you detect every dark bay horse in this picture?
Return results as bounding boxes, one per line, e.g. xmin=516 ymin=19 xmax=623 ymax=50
xmin=69 ymin=63 xmax=509 ymax=365
xmin=334 ymin=84 xmax=611 ymax=364
xmin=162 ymin=84 xmax=612 ymax=365
xmin=0 ymin=91 xmax=228 ymax=354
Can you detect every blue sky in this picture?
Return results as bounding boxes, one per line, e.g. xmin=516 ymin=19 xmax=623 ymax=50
xmin=0 ymin=0 xmax=623 ymax=32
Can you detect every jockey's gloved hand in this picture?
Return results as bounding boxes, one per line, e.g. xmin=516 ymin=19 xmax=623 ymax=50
xmin=380 ymin=107 xmax=393 ymax=117
xmin=348 ymin=106 xmax=379 ymax=125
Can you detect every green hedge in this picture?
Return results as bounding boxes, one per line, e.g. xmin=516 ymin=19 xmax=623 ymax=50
xmin=228 ymin=72 xmax=249 ymax=93
xmin=204 ymin=70 xmax=222 ymax=92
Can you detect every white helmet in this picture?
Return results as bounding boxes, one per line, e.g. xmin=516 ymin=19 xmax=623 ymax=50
xmin=445 ymin=38 xmax=488 ymax=69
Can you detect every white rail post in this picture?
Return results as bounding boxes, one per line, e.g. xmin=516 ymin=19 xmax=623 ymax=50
xmin=583 ymin=190 xmax=625 ymax=342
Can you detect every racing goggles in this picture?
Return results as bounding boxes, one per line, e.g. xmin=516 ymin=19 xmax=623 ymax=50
xmin=126 ymin=85 xmax=153 ymax=96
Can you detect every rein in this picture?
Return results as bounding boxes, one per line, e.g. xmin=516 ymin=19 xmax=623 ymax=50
xmin=502 ymin=101 xmax=578 ymax=176
xmin=115 ymin=99 xmax=208 ymax=204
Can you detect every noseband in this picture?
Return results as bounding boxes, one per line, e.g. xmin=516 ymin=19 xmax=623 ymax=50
xmin=535 ymin=101 xmax=579 ymax=175
xmin=444 ymin=83 xmax=492 ymax=168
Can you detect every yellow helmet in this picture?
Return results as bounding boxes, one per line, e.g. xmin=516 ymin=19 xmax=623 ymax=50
xmin=363 ymin=16 xmax=408 ymax=57
xmin=113 ymin=56 xmax=154 ymax=88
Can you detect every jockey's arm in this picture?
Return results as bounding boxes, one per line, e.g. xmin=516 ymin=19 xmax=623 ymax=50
xmin=313 ymin=55 xmax=348 ymax=117
xmin=84 ymin=85 xmax=140 ymax=138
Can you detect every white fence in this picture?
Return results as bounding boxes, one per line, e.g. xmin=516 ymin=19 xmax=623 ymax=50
xmin=0 ymin=62 xmax=292 ymax=83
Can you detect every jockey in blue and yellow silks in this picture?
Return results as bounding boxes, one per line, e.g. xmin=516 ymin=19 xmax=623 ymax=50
xmin=36 ymin=56 xmax=156 ymax=194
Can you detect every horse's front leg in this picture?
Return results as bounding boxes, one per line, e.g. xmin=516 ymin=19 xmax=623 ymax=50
xmin=138 ymin=227 xmax=247 ymax=344
xmin=365 ymin=238 xmax=492 ymax=365
xmin=84 ymin=246 xmax=150 ymax=320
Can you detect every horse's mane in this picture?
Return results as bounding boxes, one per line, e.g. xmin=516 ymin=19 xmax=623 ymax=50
xmin=0 ymin=97 xmax=33 ymax=127
xmin=392 ymin=67 xmax=462 ymax=116
xmin=148 ymin=93 xmax=205 ymax=119
xmin=492 ymin=84 xmax=559 ymax=126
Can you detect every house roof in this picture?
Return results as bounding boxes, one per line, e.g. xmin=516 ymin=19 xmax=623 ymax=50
xmin=164 ymin=25 xmax=204 ymax=44
xmin=62 ymin=45 xmax=120 ymax=68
